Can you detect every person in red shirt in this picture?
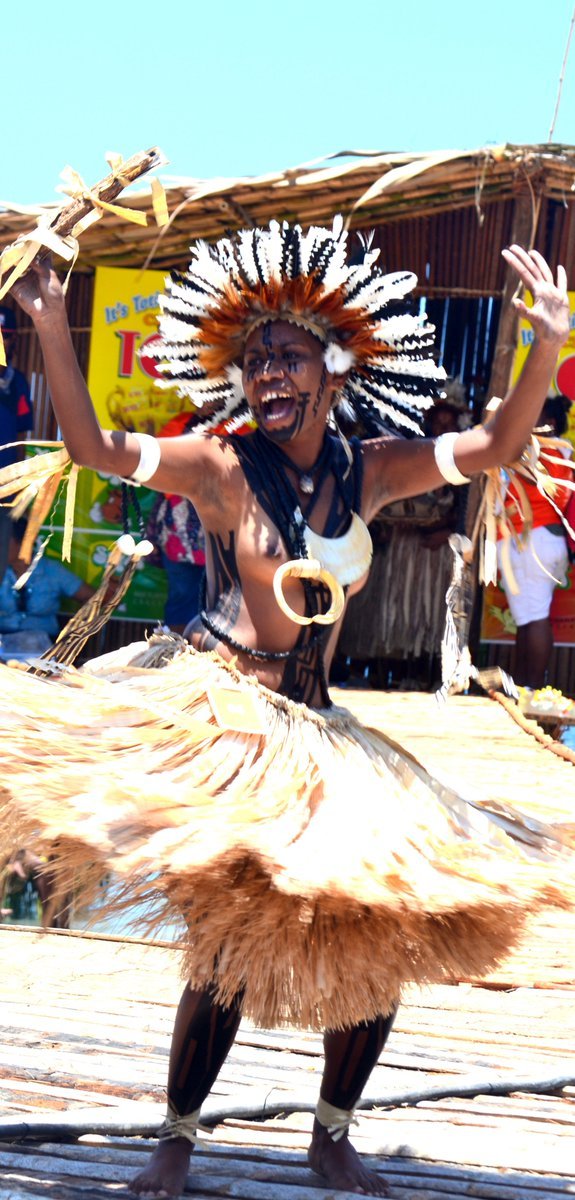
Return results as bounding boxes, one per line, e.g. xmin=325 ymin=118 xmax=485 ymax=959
xmin=497 ymin=394 xmax=572 ymax=687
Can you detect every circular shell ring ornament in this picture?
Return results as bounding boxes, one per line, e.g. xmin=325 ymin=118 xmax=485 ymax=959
xmin=273 ymin=560 xmax=345 ymax=626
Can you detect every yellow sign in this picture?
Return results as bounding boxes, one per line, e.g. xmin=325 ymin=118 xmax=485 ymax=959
xmin=51 ymin=266 xmax=192 ymax=622
xmin=87 ymin=266 xmax=189 ymax=434
xmin=512 ymin=291 xmax=575 ymax=448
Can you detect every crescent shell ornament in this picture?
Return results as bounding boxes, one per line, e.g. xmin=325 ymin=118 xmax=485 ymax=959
xmin=273 ymin=560 xmax=345 ymax=626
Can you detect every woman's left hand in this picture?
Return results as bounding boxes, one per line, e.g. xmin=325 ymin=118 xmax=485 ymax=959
xmin=502 ymin=245 xmax=569 ymax=347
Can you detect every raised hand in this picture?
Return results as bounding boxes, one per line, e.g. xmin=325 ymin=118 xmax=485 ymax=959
xmin=502 ymin=244 xmax=569 ymax=347
xmin=9 ymin=257 xmax=66 ymax=328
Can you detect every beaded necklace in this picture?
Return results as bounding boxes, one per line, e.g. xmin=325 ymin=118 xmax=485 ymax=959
xmin=198 ymin=575 xmax=324 ymax=663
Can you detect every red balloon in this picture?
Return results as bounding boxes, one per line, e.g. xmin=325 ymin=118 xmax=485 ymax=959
xmin=556 ymin=355 xmax=575 ymax=401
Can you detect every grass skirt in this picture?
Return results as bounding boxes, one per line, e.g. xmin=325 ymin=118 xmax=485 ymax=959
xmin=0 ymin=632 xmax=572 ymax=1030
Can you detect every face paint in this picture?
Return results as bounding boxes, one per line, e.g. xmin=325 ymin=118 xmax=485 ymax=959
xmin=243 ymin=321 xmax=332 ymax=443
xmin=312 ymin=365 xmax=328 ymax=417
xmin=262 ymin=321 xmax=273 ymax=351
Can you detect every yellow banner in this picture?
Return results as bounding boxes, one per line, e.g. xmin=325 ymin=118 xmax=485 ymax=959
xmin=50 ymin=266 xmax=193 ymax=621
xmin=87 ymin=266 xmax=189 ymax=434
xmin=512 ymin=290 xmax=575 ymax=447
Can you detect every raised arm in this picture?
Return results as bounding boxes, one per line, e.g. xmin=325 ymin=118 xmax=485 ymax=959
xmin=9 ymin=260 xmax=226 ymax=509
xmin=363 ymin=246 xmax=570 ymax=519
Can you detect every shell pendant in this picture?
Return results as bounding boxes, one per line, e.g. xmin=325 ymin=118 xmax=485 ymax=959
xmin=299 ymin=475 xmax=315 ymax=494
xmin=303 ymin=512 xmax=373 ymax=587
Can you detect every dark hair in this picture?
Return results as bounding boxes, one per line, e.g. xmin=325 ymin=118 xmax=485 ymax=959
xmin=536 ymin=395 xmax=570 ymax=437
xmin=10 ymin=517 xmax=28 ymax=543
xmin=0 ymin=305 xmax=17 ymax=333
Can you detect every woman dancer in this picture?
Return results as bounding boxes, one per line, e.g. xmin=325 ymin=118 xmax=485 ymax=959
xmin=2 ymin=225 xmax=572 ymax=1198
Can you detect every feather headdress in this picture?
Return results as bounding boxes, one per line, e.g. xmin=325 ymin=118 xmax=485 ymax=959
xmin=151 ymin=217 xmax=445 ymax=436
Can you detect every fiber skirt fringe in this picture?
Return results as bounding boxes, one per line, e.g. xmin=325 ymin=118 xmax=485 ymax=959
xmin=0 ymin=632 xmax=572 ymax=1031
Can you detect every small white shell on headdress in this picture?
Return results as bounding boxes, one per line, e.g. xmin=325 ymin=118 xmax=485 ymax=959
xmin=324 ymin=343 xmax=356 ymax=374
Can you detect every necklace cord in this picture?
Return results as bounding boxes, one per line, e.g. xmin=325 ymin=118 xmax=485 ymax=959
xmin=198 ymin=432 xmax=361 ymax=699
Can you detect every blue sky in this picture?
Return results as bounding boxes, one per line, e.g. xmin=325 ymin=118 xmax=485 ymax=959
xmin=3 ymin=0 xmax=575 ymax=205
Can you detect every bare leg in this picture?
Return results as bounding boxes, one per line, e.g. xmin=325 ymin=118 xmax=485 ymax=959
xmin=308 ymin=1007 xmax=397 ymax=1196
xmin=130 ymin=983 xmax=244 ymax=1198
xmin=35 ymin=860 xmax=72 ymax=929
xmin=514 ymin=617 xmax=553 ymax=688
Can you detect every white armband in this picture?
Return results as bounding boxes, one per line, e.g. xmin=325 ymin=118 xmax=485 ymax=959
xmin=434 ymin=431 xmax=470 ymax=485
xmin=128 ymin=432 xmax=162 ymax=484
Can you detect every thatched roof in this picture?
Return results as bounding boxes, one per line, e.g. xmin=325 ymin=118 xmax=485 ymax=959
xmin=2 ymin=143 xmax=575 ymax=273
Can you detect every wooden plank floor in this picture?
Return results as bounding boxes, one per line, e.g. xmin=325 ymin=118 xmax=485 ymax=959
xmin=1 ymin=689 xmax=574 ymax=1198
xmin=333 ymin=687 xmax=575 ymax=825
xmin=1 ymin=926 xmax=574 ymax=1199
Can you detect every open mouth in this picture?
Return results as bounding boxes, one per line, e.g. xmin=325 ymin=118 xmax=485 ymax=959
xmin=259 ymin=392 xmax=296 ymax=423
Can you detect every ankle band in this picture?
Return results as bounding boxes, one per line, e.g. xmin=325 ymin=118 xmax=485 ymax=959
xmin=315 ymin=1097 xmax=358 ymax=1142
xmin=158 ymin=1103 xmax=207 ymax=1145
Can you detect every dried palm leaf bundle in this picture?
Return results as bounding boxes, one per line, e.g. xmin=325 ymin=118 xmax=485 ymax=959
xmin=0 ymin=148 xmax=168 ymax=365
xmin=0 ymin=440 xmax=153 ymax=661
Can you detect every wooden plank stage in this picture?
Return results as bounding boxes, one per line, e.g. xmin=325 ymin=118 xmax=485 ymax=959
xmin=332 ymin=687 xmax=575 ymax=827
xmin=1 ymin=688 xmax=574 ymax=1199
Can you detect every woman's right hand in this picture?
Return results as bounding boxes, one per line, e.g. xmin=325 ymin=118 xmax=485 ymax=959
xmin=10 ymin=257 xmax=67 ymax=329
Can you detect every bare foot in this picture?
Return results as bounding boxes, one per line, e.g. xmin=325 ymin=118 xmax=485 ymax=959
xmin=129 ymin=1137 xmax=192 ymax=1198
xmin=308 ymin=1119 xmax=388 ymax=1196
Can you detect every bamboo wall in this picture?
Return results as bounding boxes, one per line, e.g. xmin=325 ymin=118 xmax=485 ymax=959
xmin=369 ymin=198 xmax=515 ymax=296
xmin=368 ymin=194 xmax=575 ymax=294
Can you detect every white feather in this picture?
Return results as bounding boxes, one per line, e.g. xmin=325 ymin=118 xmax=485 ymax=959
xmin=162 ymin=289 xmax=214 ymax=320
xmin=376 ymin=356 xmax=446 ymax=380
xmin=223 ymin=409 xmax=253 ymax=434
xmin=157 ymin=315 xmax=198 ymax=345
xmin=298 ymin=227 xmax=316 ymax=275
xmin=320 ymin=241 xmax=351 ymax=294
xmin=365 ymin=381 xmax=435 ymax=410
xmin=237 ymin=231 xmax=260 ymax=287
xmin=377 ymin=270 xmax=419 ymax=299
xmin=346 ymin=386 xmax=425 ymax=435
xmin=191 ymin=242 xmax=230 ymax=294
xmin=345 ymin=261 xmax=375 ymax=294
xmin=371 ymin=314 xmax=422 ymax=341
xmin=266 ymin=221 xmax=284 ymax=280
xmin=157 ymin=360 xmax=201 ymax=379
xmin=225 ymin=363 xmax=245 ymax=404
xmin=151 ymin=342 xmax=201 ymax=363
xmin=191 ymin=385 xmax=246 ymax=432
xmin=346 ymin=270 xmax=418 ymax=313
